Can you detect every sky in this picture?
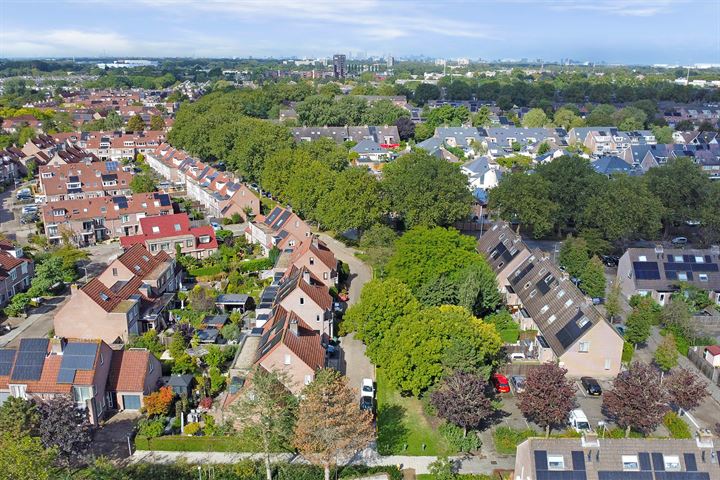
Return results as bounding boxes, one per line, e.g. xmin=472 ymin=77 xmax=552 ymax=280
xmin=1 ymin=0 xmax=719 ymax=65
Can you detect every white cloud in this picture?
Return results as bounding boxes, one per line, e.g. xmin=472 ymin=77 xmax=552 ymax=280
xmin=0 ymin=29 xmax=133 ymax=57
xmin=535 ymin=0 xmax=680 ymax=16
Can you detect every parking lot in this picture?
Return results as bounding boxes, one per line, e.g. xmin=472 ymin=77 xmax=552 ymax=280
xmin=0 ymin=184 xmax=40 ymax=244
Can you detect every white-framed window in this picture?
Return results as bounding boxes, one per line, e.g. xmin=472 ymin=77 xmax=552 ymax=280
xmin=20 ymin=263 xmax=27 ymax=275
xmin=622 ymin=455 xmax=639 ymax=471
xmin=9 ymin=384 xmax=26 ymax=399
xmin=547 ymin=314 xmax=556 ymax=324
xmin=604 ymin=358 xmax=611 ymax=370
xmin=564 ymin=299 xmax=573 ymax=308
xmin=152 ymin=226 xmax=160 ymax=233
xmin=674 ymin=255 xmax=683 ymax=262
xmin=283 ymin=354 xmax=291 ymax=365
xmin=699 ymin=274 xmax=708 ymax=282
xmin=677 ymin=272 xmax=688 ymax=281
xmin=577 ymin=316 xmax=590 ymax=328
xmin=9 ymin=269 xmax=16 ymax=280
xmin=323 ymin=272 xmax=328 ymax=280
xmin=695 ymin=256 xmax=705 ymax=263
xmin=557 ymin=289 xmax=565 ymax=299
xmin=112 ymin=268 xmax=118 ymax=277
xmin=638 ymin=255 xmax=647 ymax=262
xmin=579 ymin=341 xmax=590 ymax=353
xmin=663 ymin=455 xmax=680 ymax=471
xmin=547 ymin=455 xmax=565 ymax=470
xmin=186 ymin=239 xmax=193 ymax=247
xmin=540 ymin=305 xmax=549 ymax=314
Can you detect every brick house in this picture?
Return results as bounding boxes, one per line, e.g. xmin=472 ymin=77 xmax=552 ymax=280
xmin=0 ymin=241 xmax=34 ymax=307
xmin=37 ymin=161 xmax=134 ymax=202
xmin=120 ymin=213 xmax=218 ymax=259
xmin=246 ymin=206 xmax=313 ymax=255
xmin=105 ymin=349 xmax=162 ymax=410
xmin=288 ymin=236 xmax=338 ymax=286
xmin=53 ymin=245 xmax=180 ymax=344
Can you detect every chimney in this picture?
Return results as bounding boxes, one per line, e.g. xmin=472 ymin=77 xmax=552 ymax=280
xmin=49 ymin=337 xmax=66 ymax=355
xmin=711 ymin=245 xmax=720 ymax=259
xmin=289 ymin=318 xmax=299 ymax=336
xmin=70 ymin=283 xmax=79 ymax=296
xmin=302 ymin=270 xmax=311 ymax=285
xmin=655 ymin=244 xmax=664 ymax=259
xmin=697 ymin=429 xmax=715 ymax=449
xmin=311 ymin=235 xmax=319 ymax=249
xmin=581 ymin=431 xmax=600 ymax=448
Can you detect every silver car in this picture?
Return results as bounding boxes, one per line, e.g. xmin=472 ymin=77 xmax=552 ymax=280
xmin=510 ymin=375 xmax=526 ymax=393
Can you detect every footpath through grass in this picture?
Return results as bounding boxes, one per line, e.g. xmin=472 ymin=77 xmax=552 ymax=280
xmin=376 ymin=367 xmax=452 ymax=456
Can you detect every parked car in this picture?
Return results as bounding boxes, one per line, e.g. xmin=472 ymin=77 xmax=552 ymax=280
xmin=16 ymin=188 xmax=31 ymax=200
xmin=359 ymin=396 xmax=374 ymax=414
xmin=671 ymin=236 xmax=688 ymax=247
xmin=21 ymin=205 xmax=38 ymax=215
xmin=20 ymin=213 xmax=38 ymax=224
xmin=492 ymin=373 xmax=511 ymax=393
xmin=601 ymin=255 xmax=619 ymax=267
xmin=615 ymin=325 xmax=626 ymax=337
xmin=685 ymin=219 xmax=701 ymax=226
xmin=510 ymin=375 xmax=526 ymax=393
xmin=210 ymin=221 xmax=221 ymax=231
xmin=592 ymin=297 xmax=605 ymax=305
xmin=581 ymin=377 xmax=602 ymax=396
xmin=568 ymin=409 xmax=591 ymax=432
xmin=361 ymin=378 xmax=374 ymax=398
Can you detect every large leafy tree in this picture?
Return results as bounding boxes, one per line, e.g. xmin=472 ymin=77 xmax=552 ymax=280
xmin=385 ymin=226 xmax=479 ymax=294
xmin=700 ymin=181 xmax=720 ymax=243
xmin=126 ymin=114 xmax=146 ymax=132
xmin=581 ymin=175 xmax=663 ymax=245
xmin=521 ymin=108 xmax=550 ymax=127
xmin=579 ymin=256 xmax=606 ymax=299
xmin=603 ymin=362 xmax=668 ymax=437
xmin=558 ymin=236 xmax=590 ymax=278
xmin=488 ymin=172 xmax=558 ymax=238
xmin=233 ymin=368 xmax=297 ymax=480
xmin=0 ymin=397 xmax=40 ymax=436
xmin=645 ymin=157 xmax=710 ymax=231
xmin=430 ymin=371 xmax=494 ymax=436
xmin=517 ymin=363 xmax=576 ymax=436
xmin=654 ymin=333 xmax=679 ymax=372
xmin=664 ymin=368 xmax=709 ymax=413
xmin=624 ymin=302 xmax=655 ymax=346
xmin=294 ymin=369 xmax=374 ymax=480
xmin=536 ymin=156 xmax=607 ymax=234
xmin=0 ymin=432 xmax=56 ymax=480
xmin=553 ymin=108 xmax=585 ymax=130
xmin=456 ymin=263 xmax=502 ymax=317
xmin=381 ymin=305 xmax=502 ymax=395
xmin=130 ymin=173 xmax=157 ymax=193
xmin=38 ymin=396 xmax=91 ymax=465
xmin=341 ymin=278 xmax=420 ymax=363
xmin=382 ymin=151 xmax=472 ymax=228
xmin=358 ymin=224 xmax=397 ymax=277
xmin=412 ymin=83 xmax=441 ymax=106
xmin=362 ymin=99 xmax=409 ymax=125
xmin=316 ymin=167 xmax=385 ymax=232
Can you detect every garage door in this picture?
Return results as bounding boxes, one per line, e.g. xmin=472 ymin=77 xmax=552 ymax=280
xmin=122 ymin=395 xmax=141 ymax=410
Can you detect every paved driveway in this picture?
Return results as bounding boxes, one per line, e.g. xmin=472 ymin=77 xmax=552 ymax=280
xmin=0 ymin=184 xmax=38 ymax=244
xmin=0 ymin=294 xmax=70 ymax=347
xmin=92 ymin=410 xmax=141 ymax=459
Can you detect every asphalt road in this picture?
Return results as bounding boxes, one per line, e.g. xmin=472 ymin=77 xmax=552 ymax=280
xmin=317 ymin=233 xmax=375 ymax=397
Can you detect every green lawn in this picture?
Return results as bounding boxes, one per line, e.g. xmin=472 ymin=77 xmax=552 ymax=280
xmin=376 ymin=367 xmax=452 ymax=456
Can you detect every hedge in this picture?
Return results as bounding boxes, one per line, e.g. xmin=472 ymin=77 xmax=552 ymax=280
xmin=135 ymin=435 xmax=264 ymax=452
xmin=189 ymin=265 xmax=225 ymax=277
xmin=238 ymin=257 xmax=274 ymax=273
xmin=663 ymin=412 xmax=692 ymax=439
xmin=492 ymin=427 xmax=537 ymax=455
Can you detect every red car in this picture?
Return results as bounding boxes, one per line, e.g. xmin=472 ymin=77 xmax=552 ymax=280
xmin=492 ymin=373 xmax=511 ymax=393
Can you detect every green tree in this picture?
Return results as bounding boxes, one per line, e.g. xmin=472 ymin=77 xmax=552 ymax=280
xmin=645 ymin=157 xmax=710 ymax=232
xmin=233 ymin=368 xmax=297 ymax=480
xmin=585 ymin=104 xmax=616 ymax=126
xmin=488 ymin=172 xmax=558 ymax=238
xmin=605 ymin=282 xmax=622 ymax=322
xmin=579 ymin=256 xmax=607 ymax=299
xmin=105 ymin=110 xmax=124 ymax=130
xmin=342 ymin=278 xmax=421 ymax=363
xmin=130 ymin=172 xmax=157 ymax=193
xmin=553 ymin=108 xmax=585 ymax=130
xmin=654 ymin=334 xmax=679 ymax=372
xmin=149 ymin=115 xmax=166 ymax=130
xmin=581 ymin=175 xmax=663 ymax=245
xmin=381 ymin=151 xmax=472 ymax=228
xmin=700 ymin=181 xmax=720 ymax=243
xmin=537 ymin=142 xmax=551 ymax=155
xmin=413 ymin=83 xmax=441 ymax=106
xmin=625 ymin=302 xmax=655 ymax=346
xmin=559 ymin=236 xmax=590 ymax=278
xmin=0 ymin=397 xmax=40 ymax=436
xmin=521 ymin=108 xmax=550 ymax=128
xmin=614 ymin=106 xmax=647 ymax=130
xmin=652 ymin=125 xmax=673 ymax=144
xmin=361 ymin=99 xmax=409 ymax=125
xmin=456 ymin=262 xmax=502 ymax=317
xmin=472 ymin=106 xmax=491 ymax=127
xmin=358 ymin=224 xmax=396 ymax=277
xmin=316 ymin=167 xmax=385 ymax=232
xmin=126 ymin=115 xmax=146 ymax=132
xmin=0 ymin=432 xmax=56 ymax=480
xmin=284 ymin=160 xmax=337 ymax=223
xmin=4 ymin=292 xmax=32 ymax=317
xmin=381 ymin=305 xmax=502 ymax=395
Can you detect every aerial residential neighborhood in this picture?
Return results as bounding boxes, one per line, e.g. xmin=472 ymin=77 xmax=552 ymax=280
xmin=0 ymin=2 xmax=720 ymax=479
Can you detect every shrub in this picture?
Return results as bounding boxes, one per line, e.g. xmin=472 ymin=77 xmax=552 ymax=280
xmin=238 ymin=257 xmax=274 ymax=272
xmin=199 ymin=397 xmax=213 ymax=409
xmin=184 ymin=422 xmax=202 ymax=436
xmin=439 ymin=422 xmax=481 ymax=453
xmin=663 ymin=411 xmax=692 ymax=439
xmin=144 ymin=386 xmax=175 ymax=417
xmin=492 ymin=426 xmax=537 ymax=455
xmin=622 ymin=342 xmax=634 ymax=363
xmin=137 ymin=416 xmax=166 ymax=438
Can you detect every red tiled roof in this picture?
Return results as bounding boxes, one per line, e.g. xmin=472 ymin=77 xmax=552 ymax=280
xmin=257 ymin=306 xmax=325 ymax=371
xmin=291 ymin=237 xmax=337 ymax=270
xmin=82 ymin=276 xmax=145 ymax=312
xmin=706 ymin=345 xmax=720 ymax=356
xmin=119 ymin=213 xmax=218 ymax=250
xmin=116 ymin=244 xmax=171 ymax=277
xmin=106 ymin=349 xmax=151 ymax=392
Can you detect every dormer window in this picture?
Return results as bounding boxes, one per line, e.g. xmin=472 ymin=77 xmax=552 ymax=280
xmin=174 ymin=224 xmax=181 ymax=232
xmin=547 ymin=455 xmax=565 ymax=470
xmin=663 ymin=455 xmax=680 ymax=472
xmin=99 ymin=292 xmax=110 ymax=301
xmin=152 ymin=226 xmax=160 ymax=233
xmin=622 ymin=455 xmax=639 ymax=471
xmin=564 ymin=299 xmax=574 ymax=308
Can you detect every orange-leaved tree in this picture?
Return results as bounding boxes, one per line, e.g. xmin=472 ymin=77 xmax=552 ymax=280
xmin=144 ymin=386 xmax=175 ymax=417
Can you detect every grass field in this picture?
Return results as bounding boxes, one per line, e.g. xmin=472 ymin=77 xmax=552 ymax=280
xmin=375 ymin=367 xmax=452 ymax=456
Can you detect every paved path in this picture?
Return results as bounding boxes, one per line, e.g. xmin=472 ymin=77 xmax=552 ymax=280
xmin=316 ymin=233 xmax=372 ymax=307
xmin=128 ymin=448 xmax=514 ymax=474
xmin=0 ymin=295 xmax=69 ymax=347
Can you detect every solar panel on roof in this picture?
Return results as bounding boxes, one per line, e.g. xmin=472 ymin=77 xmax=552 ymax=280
xmin=684 ymin=453 xmax=697 ymax=472
xmin=556 ymin=311 xmax=593 ymax=349
xmin=633 ymin=262 xmax=661 ymax=280
xmin=654 ymin=473 xmax=709 ymax=480
xmin=64 ymin=342 xmax=98 ymax=357
xmin=21 ymin=338 xmax=49 ymax=352
xmin=571 ymin=451 xmax=585 ymax=471
xmin=638 ymin=452 xmax=651 ymax=471
xmin=598 ymin=473 xmax=653 ymax=480
xmin=106 ymin=161 xmax=119 ymax=171
xmin=0 ymin=349 xmax=15 ymax=376
xmin=651 ymin=452 xmax=665 ymax=471
xmin=57 ymin=368 xmax=76 ymax=384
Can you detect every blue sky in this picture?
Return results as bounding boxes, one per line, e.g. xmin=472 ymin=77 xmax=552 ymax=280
xmin=1 ymin=0 xmax=719 ymax=64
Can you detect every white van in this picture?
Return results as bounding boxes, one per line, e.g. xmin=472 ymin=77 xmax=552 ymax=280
xmin=568 ymin=409 xmax=591 ymax=433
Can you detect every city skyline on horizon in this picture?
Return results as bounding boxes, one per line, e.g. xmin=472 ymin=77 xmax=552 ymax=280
xmin=1 ymin=0 xmax=720 ymax=64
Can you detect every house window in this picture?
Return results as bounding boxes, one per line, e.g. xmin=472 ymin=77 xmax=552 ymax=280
xmin=174 ymin=224 xmax=181 ymax=232
xmin=10 ymin=384 xmax=27 ymax=399
xmin=677 ymin=272 xmax=688 ymax=281
xmin=284 ymin=354 xmax=291 ymax=365
xmin=547 ymin=455 xmax=565 ymax=470
xmin=674 ymin=255 xmax=683 ymax=262
xmin=186 ymin=239 xmax=193 ymax=247
xmin=604 ymin=359 xmax=611 ymax=370
xmin=663 ymin=456 xmax=680 ymax=471
xmin=699 ymin=274 xmax=708 ymax=282
xmin=299 ymin=297 xmax=304 ymax=305
xmin=557 ymin=290 xmax=565 ymax=299
xmin=72 ymin=386 xmax=93 ymax=408
xmin=112 ymin=268 xmax=118 ymax=277
xmin=121 ymin=215 xmax=129 ymax=223
xmin=547 ymin=314 xmax=556 ymax=324
xmin=577 ymin=316 xmax=590 ymax=328
xmin=540 ymin=305 xmax=549 ymax=314
xmin=695 ymin=256 xmax=705 ymax=263
xmin=152 ymin=226 xmax=160 ymax=233
xmin=309 ymin=257 xmax=315 ymax=266
xmin=9 ymin=269 xmax=16 ymax=280
xmin=304 ymin=375 xmax=313 ymax=385
xmin=529 ymin=289 xmax=537 ymax=298
xmin=638 ymin=255 xmax=647 ymax=262
xmin=564 ymin=299 xmax=574 ymax=308
xmin=622 ymin=455 xmax=640 ymax=471
xmin=579 ymin=341 xmax=590 ymax=353
xmin=150 ymin=244 xmax=158 ymax=252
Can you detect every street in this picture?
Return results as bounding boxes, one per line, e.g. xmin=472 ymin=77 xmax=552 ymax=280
xmin=317 ymin=233 xmax=375 ymax=397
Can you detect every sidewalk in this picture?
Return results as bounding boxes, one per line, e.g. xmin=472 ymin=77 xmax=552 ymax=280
xmin=128 ymin=448 xmax=515 ymax=474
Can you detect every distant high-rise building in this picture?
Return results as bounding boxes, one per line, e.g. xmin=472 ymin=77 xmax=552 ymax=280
xmin=386 ymin=55 xmax=395 ymax=67
xmin=333 ymin=54 xmax=346 ymax=79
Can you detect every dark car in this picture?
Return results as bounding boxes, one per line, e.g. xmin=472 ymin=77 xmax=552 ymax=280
xmin=601 ymin=255 xmax=619 ymax=267
xmin=581 ymin=377 xmax=602 ymax=396
xmin=359 ymin=396 xmax=374 ymax=415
